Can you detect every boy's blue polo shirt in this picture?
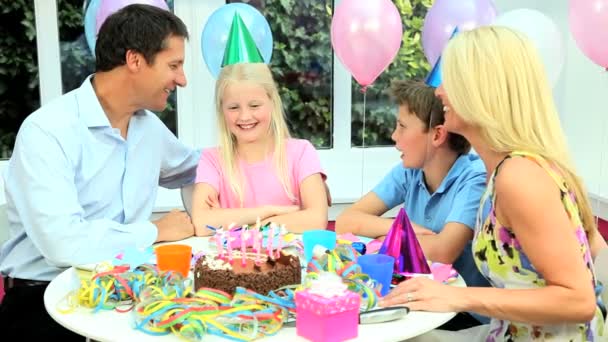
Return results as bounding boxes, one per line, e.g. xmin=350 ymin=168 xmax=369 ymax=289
xmin=373 ymin=153 xmax=490 ymax=322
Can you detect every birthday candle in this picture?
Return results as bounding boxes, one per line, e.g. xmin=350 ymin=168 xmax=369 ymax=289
xmin=215 ymin=227 xmax=225 ymax=259
xmin=253 ymin=217 xmax=261 ymax=261
xmin=267 ymin=223 xmax=275 ymax=259
xmin=226 ymin=223 xmax=236 ymax=264
xmin=226 ymin=237 xmax=234 ymax=264
xmin=276 ymin=224 xmax=286 ymax=259
xmin=254 ymin=227 xmax=262 ymax=265
xmin=252 ymin=223 xmax=259 ymax=253
xmin=241 ymin=225 xmax=249 ymax=267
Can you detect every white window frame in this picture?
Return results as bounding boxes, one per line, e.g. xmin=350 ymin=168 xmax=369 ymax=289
xmin=7 ymin=0 xmax=605 ymax=221
xmin=1 ymin=0 xmax=398 ymax=214
xmin=0 ymin=0 xmax=63 ymax=204
xmin=173 ymin=0 xmax=400 ymax=210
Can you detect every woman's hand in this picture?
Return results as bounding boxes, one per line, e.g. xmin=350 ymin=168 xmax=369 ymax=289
xmin=379 ymin=277 xmax=466 ymax=313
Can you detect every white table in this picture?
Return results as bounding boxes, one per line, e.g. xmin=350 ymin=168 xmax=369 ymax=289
xmin=44 ymin=237 xmax=466 ymax=342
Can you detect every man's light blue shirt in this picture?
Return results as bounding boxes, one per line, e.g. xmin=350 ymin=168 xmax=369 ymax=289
xmin=0 ymin=76 xmax=200 ymax=281
xmin=373 ymin=154 xmax=490 ymax=322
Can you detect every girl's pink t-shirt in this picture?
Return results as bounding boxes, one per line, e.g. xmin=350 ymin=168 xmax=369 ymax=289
xmin=195 ymin=139 xmax=325 ymax=208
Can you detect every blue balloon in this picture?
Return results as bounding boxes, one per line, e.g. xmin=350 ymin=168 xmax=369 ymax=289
xmin=84 ymin=0 xmax=102 ymax=56
xmin=201 ymin=3 xmax=273 ymax=78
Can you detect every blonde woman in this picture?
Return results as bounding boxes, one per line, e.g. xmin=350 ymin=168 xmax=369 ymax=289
xmin=191 ymin=63 xmax=328 ymax=235
xmin=380 ymin=26 xmax=606 ymax=341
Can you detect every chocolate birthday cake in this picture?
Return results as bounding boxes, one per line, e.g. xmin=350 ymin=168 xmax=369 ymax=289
xmin=194 ymin=251 xmax=301 ymax=295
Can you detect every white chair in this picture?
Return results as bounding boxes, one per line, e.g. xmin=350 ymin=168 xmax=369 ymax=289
xmin=180 ymin=183 xmax=195 ymax=216
xmin=405 ymin=324 xmax=489 ymax=342
xmin=0 ymin=204 xmax=8 ymax=246
xmin=595 ymin=247 xmax=608 ymax=310
xmin=595 ymin=247 xmax=608 ymax=334
xmin=0 ymin=204 xmax=8 ymax=303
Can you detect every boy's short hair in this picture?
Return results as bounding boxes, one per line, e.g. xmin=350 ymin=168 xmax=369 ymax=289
xmin=95 ymin=4 xmax=189 ymax=72
xmin=389 ymin=80 xmax=471 ymax=154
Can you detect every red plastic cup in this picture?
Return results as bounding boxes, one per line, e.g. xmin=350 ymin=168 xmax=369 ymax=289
xmin=155 ymin=244 xmax=192 ymax=277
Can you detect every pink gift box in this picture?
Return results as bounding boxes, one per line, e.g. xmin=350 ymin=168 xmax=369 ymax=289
xmin=295 ymin=289 xmax=360 ymax=342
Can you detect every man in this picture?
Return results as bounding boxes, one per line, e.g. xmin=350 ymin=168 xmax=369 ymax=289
xmin=0 ymin=5 xmax=198 ymax=339
xmin=336 ymin=80 xmax=489 ymax=329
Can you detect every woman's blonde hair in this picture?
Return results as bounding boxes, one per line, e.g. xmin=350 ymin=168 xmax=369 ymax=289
xmin=215 ymin=63 xmax=294 ymax=206
xmin=441 ymin=26 xmax=598 ymax=237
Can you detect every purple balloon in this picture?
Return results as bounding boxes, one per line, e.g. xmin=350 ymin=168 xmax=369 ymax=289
xmin=96 ymin=0 xmax=169 ymax=34
xmin=422 ymin=0 xmax=497 ymax=66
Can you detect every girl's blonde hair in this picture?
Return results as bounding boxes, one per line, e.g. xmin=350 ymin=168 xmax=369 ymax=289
xmin=215 ymin=63 xmax=294 ymax=206
xmin=442 ymin=26 xmax=598 ymax=237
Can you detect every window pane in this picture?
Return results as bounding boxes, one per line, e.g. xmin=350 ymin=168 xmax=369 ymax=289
xmin=57 ymin=0 xmax=178 ymax=135
xmin=227 ymin=0 xmax=333 ymax=148
xmin=0 ymin=0 xmax=39 ymax=159
xmin=351 ymin=0 xmax=432 ymax=147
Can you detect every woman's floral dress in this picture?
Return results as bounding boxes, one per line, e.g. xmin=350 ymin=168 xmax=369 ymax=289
xmin=473 ymin=151 xmax=605 ymax=341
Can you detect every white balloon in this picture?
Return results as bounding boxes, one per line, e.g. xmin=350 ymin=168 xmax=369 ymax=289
xmin=494 ymin=8 xmax=564 ymax=88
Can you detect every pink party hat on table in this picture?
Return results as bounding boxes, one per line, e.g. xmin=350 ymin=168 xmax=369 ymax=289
xmin=379 ymin=208 xmax=431 ymax=275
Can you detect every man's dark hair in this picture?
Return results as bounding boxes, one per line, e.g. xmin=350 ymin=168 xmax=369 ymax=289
xmin=95 ymin=4 xmax=189 ymax=72
xmin=389 ymin=80 xmax=471 ymax=154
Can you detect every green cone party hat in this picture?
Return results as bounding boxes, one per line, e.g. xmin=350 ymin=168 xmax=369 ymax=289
xmin=222 ymin=13 xmax=264 ymax=66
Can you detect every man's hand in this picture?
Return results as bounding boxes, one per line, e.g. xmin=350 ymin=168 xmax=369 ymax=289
xmin=153 ymin=209 xmax=195 ymax=242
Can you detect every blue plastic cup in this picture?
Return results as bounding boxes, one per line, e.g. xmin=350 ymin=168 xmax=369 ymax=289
xmin=302 ymin=230 xmax=337 ymax=262
xmin=357 ymin=254 xmax=395 ymax=296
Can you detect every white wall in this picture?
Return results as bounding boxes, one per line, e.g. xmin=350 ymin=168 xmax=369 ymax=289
xmin=495 ymin=0 xmax=608 ymax=219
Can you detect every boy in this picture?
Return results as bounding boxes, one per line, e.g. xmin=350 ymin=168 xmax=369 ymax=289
xmin=336 ymin=80 xmax=488 ymax=328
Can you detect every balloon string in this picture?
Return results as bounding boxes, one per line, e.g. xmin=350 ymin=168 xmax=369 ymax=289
xmin=360 ymin=86 xmax=367 ymax=196
xmin=421 ymin=104 xmax=434 ymax=186
xmin=596 ymin=71 xmax=608 ymax=231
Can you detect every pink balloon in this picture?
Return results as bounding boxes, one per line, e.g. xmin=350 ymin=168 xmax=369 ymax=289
xmin=96 ymin=0 xmax=169 ymax=34
xmin=331 ymin=0 xmax=403 ymax=88
xmin=569 ymin=0 xmax=608 ymax=69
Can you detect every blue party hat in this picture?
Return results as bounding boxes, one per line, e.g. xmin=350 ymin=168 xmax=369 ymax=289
xmin=425 ymin=27 xmax=459 ymax=88
xmin=425 ymin=55 xmax=443 ymax=88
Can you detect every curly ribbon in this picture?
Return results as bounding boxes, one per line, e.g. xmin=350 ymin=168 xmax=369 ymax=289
xmin=57 ymin=264 xmax=187 ymax=315
xmin=57 ymin=244 xmax=382 ymax=339
xmin=305 ymin=243 xmax=380 ymax=311
xmin=134 ymin=286 xmax=298 ymax=341
xmin=58 ymin=264 xmax=299 ymax=342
